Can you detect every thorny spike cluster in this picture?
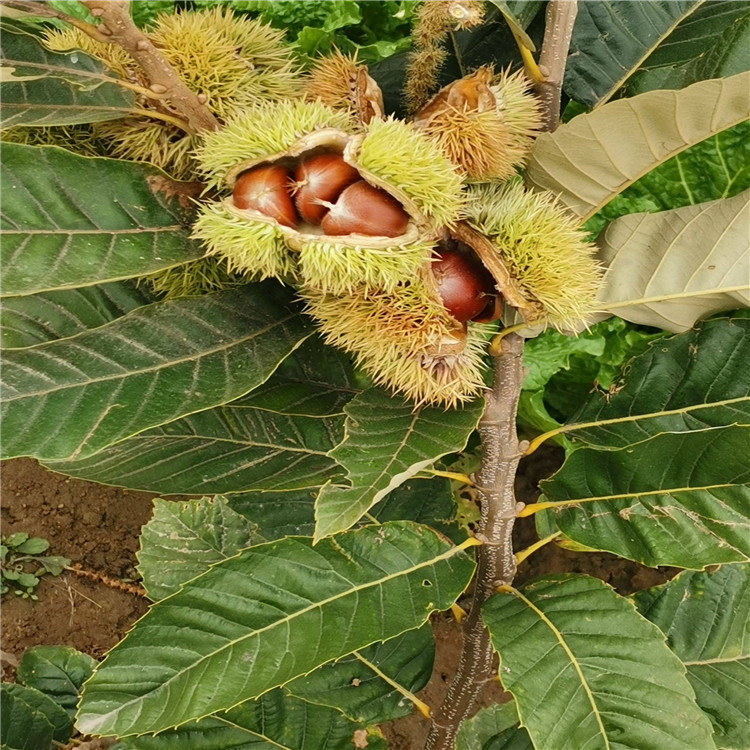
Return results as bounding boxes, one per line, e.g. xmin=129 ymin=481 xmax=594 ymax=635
xmin=18 ymin=6 xmax=602 ymax=407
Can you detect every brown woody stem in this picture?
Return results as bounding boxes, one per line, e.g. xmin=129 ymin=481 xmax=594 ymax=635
xmin=424 ymin=6 xmax=578 ymax=742
xmin=535 ymin=0 xmax=578 ymax=131
xmin=80 ymin=0 xmax=219 ymax=134
xmin=424 ymin=334 xmax=525 ymax=749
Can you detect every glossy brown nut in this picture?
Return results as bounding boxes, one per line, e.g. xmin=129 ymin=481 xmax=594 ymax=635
xmin=320 ymin=181 xmax=410 ymax=237
xmin=432 ymin=249 xmax=498 ymax=323
xmin=233 ymin=164 xmax=298 ymax=228
xmin=294 ymin=153 xmax=360 ymax=224
xmin=472 ymin=293 xmax=503 ymax=323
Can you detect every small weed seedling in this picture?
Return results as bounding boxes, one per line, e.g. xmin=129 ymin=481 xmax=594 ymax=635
xmin=1 ymin=533 xmax=70 ymax=600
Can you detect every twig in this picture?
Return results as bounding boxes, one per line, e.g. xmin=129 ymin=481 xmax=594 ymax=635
xmin=535 ymin=0 xmax=578 ymax=132
xmin=80 ymin=0 xmax=219 ymax=134
xmin=424 ymin=334 xmax=525 ymax=750
xmin=1 ymin=0 xmax=110 ymax=42
xmin=66 ymin=564 xmax=146 ymax=598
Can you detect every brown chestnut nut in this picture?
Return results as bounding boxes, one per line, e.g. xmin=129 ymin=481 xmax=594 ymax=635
xmin=294 ymin=154 xmax=360 ymax=224
xmin=472 ymin=293 xmax=503 ymax=323
xmin=233 ymin=164 xmax=298 ymax=228
xmin=320 ymin=181 xmax=410 ymax=237
xmin=432 ymin=249 xmax=499 ymax=323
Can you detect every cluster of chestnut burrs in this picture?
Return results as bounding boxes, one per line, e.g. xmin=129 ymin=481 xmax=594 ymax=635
xmin=233 ymin=153 xmax=502 ymax=326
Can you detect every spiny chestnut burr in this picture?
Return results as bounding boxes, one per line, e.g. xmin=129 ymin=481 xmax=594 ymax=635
xmin=432 ymin=248 xmax=500 ymax=323
xmin=233 ymin=164 xmax=298 ymax=228
xmin=320 ymin=180 xmax=410 ymax=237
xmin=293 ymin=153 xmax=360 ymax=224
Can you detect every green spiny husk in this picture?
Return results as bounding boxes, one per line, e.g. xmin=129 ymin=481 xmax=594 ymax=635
xmin=356 ymin=116 xmax=464 ymax=227
xmin=195 ymin=100 xmax=352 ymax=188
xmin=297 ymin=236 xmax=434 ymax=295
xmin=43 ymin=8 xmax=302 ymax=178
xmin=141 ymin=256 xmax=242 ymax=299
xmin=191 ymin=202 xmax=295 ymax=281
xmin=303 ymin=282 xmax=487 ymax=407
xmin=462 ymin=181 xmax=602 ymax=329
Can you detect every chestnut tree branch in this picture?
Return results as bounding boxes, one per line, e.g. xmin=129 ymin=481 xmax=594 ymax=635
xmin=423 ymin=8 xmax=579 ymax=745
xmin=79 ymin=0 xmax=219 ymax=134
xmin=424 ymin=334 xmax=525 ymax=750
xmin=535 ymin=0 xmax=578 ymax=132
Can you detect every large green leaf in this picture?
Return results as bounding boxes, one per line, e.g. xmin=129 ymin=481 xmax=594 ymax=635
xmin=112 ymin=689 xmax=385 ymax=750
xmin=314 ymin=388 xmax=484 ymax=541
xmin=236 ymin=336 xmax=359 ymax=417
xmin=286 ymin=625 xmax=434 ymax=724
xmin=456 ymin=702 xmax=532 ymax=750
xmin=525 ymin=72 xmax=750 ymax=222
xmin=634 ymin=565 xmax=750 ymax=750
xmin=17 ymin=646 xmax=96 ymax=720
xmin=137 ymin=496 xmax=261 ymax=601
xmin=0 ymin=281 xmax=154 ymax=349
xmin=482 ymin=575 xmax=716 ymax=750
xmin=76 ymin=521 xmax=476 ymax=737
xmin=548 ymin=313 xmax=750 ymax=448
xmin=625 ymin=1 xmax=750 ymax=97
xmin=0 ymin=24 xmax=134 ymax=127
xmin=2 ymin=284 xmax=312 ymax=461
xmin=44 ymin=397 xmax=343 ymax=494
xmin=0 ymin=683 xmax=71 ymax=744
xmin=564 ymin=1 xmax=702 ymax=107
xmin=1 ymin=144 xmax=203 ymax=296
xmin=519 ymin=316 xmax=661 ymax=436
xmin=539 ymin=426 xmax=750 ymax=569
xmin=595 ymin=191 xmax=750 ymax=330
xmin=229 ymin=475 xmax=458 ymax=542
xmin=0 ymin=683 xmax=54 ymax=750
xmin=585 ymin=120 xmax=750 ymax=237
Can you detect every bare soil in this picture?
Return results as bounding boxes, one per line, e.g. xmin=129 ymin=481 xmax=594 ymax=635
xmin=1 ymin=449 xmax=675 ymax=748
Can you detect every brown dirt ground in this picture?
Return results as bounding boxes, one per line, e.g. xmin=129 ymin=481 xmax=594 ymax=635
xmin=1 ymin=449 xmax=675 ymax=749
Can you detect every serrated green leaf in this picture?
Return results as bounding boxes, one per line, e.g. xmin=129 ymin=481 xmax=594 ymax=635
xmin=16 ymin=573 xmax=39 ymax=587
xmin=0 ymin=144 xmax=204 ymax=297
xmin=564 ymin=1 xmax=702 ymax=108
xmin=594 ymin=191 xmax=750 ymax=331
xmin=0 ymin=683 xmax=54 ymax=750
xmin=237 ymin=336 xmax=359 ymax=417
xmin=1 ymin=682 xmax=72 ymax=744
xmin=1 ymin=281 xmax=154 ymax=349
xmin=111 ymin=689 xmax=385 ymax=750
xmin=230 ymin=475 xmax=458 ymax=543
xmin=45 ymin=396 xmax=343 ymax=494
xmin=138 ymin=496 xmax=261 ymax=601
xmin=539 ymin=425 xmax=750 ymax=569
xmin=625 ymin=2 xmax=750 ymax=97
xmin=585 ymin=121 xmax=750 ymax=237
xmin=2 ymin=284 xmax=312 ymax=461
xmin=549 ymin=314 xmax=750 ymax=448
xmin=483 ymin=575 xmax=716 ymax=750
xmin=0 ymin=24 xmax=134 ymax=126
xmin=77 ymin=521 xmax=476 ymax=737
xmin=314 ymin=388 xmax=484 ymax=541
xmin=17 ymin=646 xmax=95 ymax=720
xmin=525 ymin=72 xmax=750 ymax=222
xmin=634 ymin=565 xmax=750 ymax=750
xmin=456 ymin=701 xmax=532 ymax=750
xmin=286 ymin=625 xmax=434 ymax=724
